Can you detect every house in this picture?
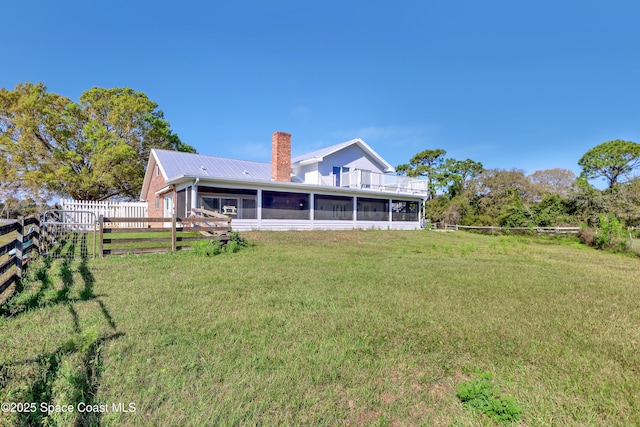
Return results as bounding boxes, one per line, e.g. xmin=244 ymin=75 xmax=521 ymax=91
xmin=139 ymin=132 xmax=428 ymax=230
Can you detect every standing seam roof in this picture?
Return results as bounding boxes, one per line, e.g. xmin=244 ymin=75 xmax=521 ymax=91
xmin=153 ymin=149 xmax=273 ymax=181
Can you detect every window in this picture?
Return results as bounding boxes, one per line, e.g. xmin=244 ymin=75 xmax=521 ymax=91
xmin=357 ymin=197 xmax=389 ymax=221
xmin=315 ymin=195 xmax=353 ymax=220
xmin=155 ymin=165 xmax=159 ymax=176
xmin=392 ymin=200 xmax=419 ymax=222
xmin=155 ymin=196 xmax=159 ymax=210
xmin=262 ymin=191 xmax=310 ymax=220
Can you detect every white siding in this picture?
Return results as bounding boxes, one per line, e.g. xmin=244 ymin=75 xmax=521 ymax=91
xmin=231 ymin=218 xmax=420 ymax=231
xmin=318 ymin=144 xmax=387 ymax=176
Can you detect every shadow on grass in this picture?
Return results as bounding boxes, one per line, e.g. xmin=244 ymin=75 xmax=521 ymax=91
xmin=1 ymin=235 xmax=122 ymax=426
xmin=12 ymin=332 xmax=125 ymax=427
xmin=0 ymin=252 xmax=112 ymax=326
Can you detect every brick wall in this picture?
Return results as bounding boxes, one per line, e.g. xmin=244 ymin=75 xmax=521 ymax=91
xmin=271 ymin=131 xmax=291 ymax=182
xmin=145 ymin=162 xmax=173 ymax=219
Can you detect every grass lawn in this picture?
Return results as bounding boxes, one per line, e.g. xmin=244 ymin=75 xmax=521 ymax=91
xmin=1 ymin=230 xmax=639 ymax=426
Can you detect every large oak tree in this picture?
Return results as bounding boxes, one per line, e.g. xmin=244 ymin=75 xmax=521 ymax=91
xmin=0 ymin=82 xmax=195 ymax=201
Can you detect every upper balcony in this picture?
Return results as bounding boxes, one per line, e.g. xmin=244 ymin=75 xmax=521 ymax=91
xmin=313 ymin=169 xmax=428 ymax=196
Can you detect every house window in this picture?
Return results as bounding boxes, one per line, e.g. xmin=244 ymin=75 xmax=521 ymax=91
xmin=155 ymin=165 xmax=159 ymax=176
xmin=357 ymin=197 xmax=389 ymax=221
xmin=155 ymin=197 xmax=159 ymax=210
xmin=314 ymin=195 xmax=353 ymax=220
xmin=392 ymin=200 xmax=419 ymax=222
xmin=262 ymin=191 xmax=310 ymax=220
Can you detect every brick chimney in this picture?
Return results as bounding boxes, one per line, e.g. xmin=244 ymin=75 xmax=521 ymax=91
xmin=271 ymin=131 xmax=291 ymax=182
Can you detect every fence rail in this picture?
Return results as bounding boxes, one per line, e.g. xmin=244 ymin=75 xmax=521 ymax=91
xmin=0 ymin=212 xmax=232 ymax=294
xmin=99 ymin=216 xmax=231 ymax=256
xmin=431 ymin=223 xmax=580 ymax=234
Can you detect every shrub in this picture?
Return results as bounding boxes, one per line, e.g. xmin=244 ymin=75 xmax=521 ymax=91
xmin=191 ymin=233 xmax=251 ymax=256
xmin=595 ymin=213 xmax=627 ymax=250
xmin=577 ymin=228 xmax=597 ymax=247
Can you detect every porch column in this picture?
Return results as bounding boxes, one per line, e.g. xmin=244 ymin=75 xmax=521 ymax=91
xmin=192 ymin=183 xmax=198 ymax=211
xmin=388 ymin=198 xmax=393 ymax=224
xmin=310 ymin=192 xmax=315 ymax=229
xmin=353 ymin=196 xmax=358 ymax=228
xmin=257 ymin=189 xmax=263 ymax=230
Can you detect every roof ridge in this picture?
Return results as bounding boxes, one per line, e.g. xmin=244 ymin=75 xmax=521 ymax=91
xmin=153 ymin=148 xmax=272 ymax=165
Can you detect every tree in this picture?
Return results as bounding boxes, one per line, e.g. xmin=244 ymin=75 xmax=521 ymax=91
xmin=0 ymin=82 xmax=195 ymax=201
xmin=528 ymin=168 xmax=576 ymax=197
xmin=578 ymin=140 xmax=640 ymax=188
xmin=440 ymin=158 xmax=483 ymax=198
xmin=396 ymin=148 xmax=446 ymax=199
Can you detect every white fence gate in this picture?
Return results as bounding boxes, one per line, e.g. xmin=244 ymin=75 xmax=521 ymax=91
xmin=60 ymin=199 xmax=148 ymax=228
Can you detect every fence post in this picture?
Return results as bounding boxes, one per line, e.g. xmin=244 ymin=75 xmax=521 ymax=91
xmin=99 ymin=215 xmax=104 ymax=258
xmin=16 ymin=217 xmax=24 ymax=278
xmin=171 ymin=214 xmax=177 ymax=252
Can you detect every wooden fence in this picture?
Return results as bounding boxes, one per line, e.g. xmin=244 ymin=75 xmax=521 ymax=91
xmin=431 ymin=222 xmax=580 ymax=234
xmin=0 ymin=217 xmax=39 ymax=295
xmin=99 ymin=215 xmax=231 ymax=256
xmin=0 ymin=213 xmax=232 ymax=293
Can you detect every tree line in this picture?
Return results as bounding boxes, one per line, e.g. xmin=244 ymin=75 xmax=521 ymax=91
xmin=397 ymin=141 xmax=640 ymax=230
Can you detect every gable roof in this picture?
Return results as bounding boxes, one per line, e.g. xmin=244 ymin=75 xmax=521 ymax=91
xmin=292 ymin=138 xmax=395 ymax=173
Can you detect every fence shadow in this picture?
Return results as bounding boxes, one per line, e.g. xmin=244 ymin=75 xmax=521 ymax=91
xmin=10 ymin=331 xmax=125 ymax=427
xmin=1 ymin=253 xmax=122 ymax=427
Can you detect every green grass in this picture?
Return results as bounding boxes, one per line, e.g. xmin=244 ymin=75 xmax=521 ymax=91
xmin=1 ymin=230 xmax=639 ymax=426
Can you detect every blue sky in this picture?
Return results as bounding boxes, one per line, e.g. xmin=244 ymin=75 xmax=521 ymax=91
xmin=3 ymin=1 xmax=639 ymax=186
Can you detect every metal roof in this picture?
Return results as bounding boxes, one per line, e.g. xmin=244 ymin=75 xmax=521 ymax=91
xmin=153 ymin=149 xmax=273 ymax=181
xmin=291 ymin=140 xmax=354 ymax=164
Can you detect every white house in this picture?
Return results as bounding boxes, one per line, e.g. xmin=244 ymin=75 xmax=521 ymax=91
xmin=139 ymin=132 xmax=428 ymax=230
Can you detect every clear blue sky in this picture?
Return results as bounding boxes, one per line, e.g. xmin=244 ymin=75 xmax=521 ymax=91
xmin=3 ymin=1 xmax=639 ymax=185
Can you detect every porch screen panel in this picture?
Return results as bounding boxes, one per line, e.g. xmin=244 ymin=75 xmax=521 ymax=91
xmin=356 ymin=197 xmax=389 ymax=221
xmin=199 ymin=189 xmax=257 ymax=219
xmin=201 ymin=197 xmax=220 ymax=212
xmin=242 ymin=198 xmax=257 ymax=219
xmin=314 ymin=195 xmax=353 ymax=220
xmin=262 ymin=191 xmax=310 ymax=220
xmin=186 ymin=186 xmax=192 ymax=216
xmin=392 ymin=200 xmax=419 ymax=221
xmin=176 ymin=189 xmax=186 ymax=217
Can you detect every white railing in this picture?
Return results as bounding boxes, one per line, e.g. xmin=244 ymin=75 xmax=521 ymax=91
xmin=316 ymin=170 xmax=428 ymax=195
xmin=60 ymin=199 xmax=148 ymax=228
